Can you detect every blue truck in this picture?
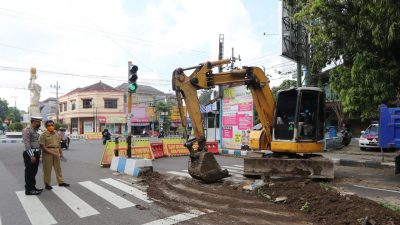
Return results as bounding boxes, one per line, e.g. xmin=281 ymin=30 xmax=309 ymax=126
xmin=378 ymin=104 xmax=400 ymax=174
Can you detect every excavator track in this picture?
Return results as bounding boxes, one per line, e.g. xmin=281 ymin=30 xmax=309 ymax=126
xmin=244 ymin=154 xmax=334 ymax=179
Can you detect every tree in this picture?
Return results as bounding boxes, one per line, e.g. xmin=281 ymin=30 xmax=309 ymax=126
xmin=0 ymin=98 xmax=9 ymax=121
xmin=291 ymin=0 xmax=400 ymax=120
xmin=7 ymin=107 xmax=22 ymax=123
xmin=271 ymin=79 xmax=297 ymax=99
xmin=155 ymin=101 xmax=173 ymax=132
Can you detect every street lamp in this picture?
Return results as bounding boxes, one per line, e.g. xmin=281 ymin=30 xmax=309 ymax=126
xmin=50 ymin=81 xmax=60 ymax=122
xmin=91 ymin=101 xmax=97 ymax=132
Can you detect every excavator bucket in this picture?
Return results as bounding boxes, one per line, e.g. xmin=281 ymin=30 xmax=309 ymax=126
xmin=188 ymin=151 xmax=230 ymax=183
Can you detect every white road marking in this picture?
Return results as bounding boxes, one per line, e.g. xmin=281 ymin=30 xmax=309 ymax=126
xmin=79 ymin=181 xmax=135 ymax=209
xmin=141 ymin=209 xmax=206 ymax=225
xmin=51 ymin=186 xmax=99 ymax=218
xmin=101 ymin=178 xmax=153 ymax=203
xmin=233 ymin=165 xmax=244 ymax=168
xmin=222 ymin=166 xmax=244 ymax=172
xmin=0 ymin=215 xmax=2 ymax=225
xmin=353 ymin=185 xmax=400 ymax=194
xmin=16 ymin=191 xmax=57 ymax=225
xmin=167 ymin=171 xmax=192 ymax=178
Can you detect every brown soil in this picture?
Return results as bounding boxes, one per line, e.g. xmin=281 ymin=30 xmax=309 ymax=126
xmin=258 ymin=178 xmax=400 ymax=225
xmin=143 ymin=172 xmax=310 ymax=225
xmin=143 ymin=172 xmax=400 ymax=225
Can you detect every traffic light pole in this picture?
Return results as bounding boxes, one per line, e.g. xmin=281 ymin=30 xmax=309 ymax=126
xmin=127 ymin=61 xmax=133 ymax=158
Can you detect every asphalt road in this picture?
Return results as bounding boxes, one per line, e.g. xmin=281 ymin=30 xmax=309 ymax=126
xmin=0 ymin=140 xmax=180 ymax=225
xmin=0 ymin=140 xmax=399 ymax=225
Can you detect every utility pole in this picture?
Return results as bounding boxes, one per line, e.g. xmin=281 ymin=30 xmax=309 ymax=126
xmin=217 ymin=34 xmax=224 ymax=143
xmin=11 ymin=96 xmax=17 ymax=123
xmin=50 ymin=81 xmax=60 ymax=122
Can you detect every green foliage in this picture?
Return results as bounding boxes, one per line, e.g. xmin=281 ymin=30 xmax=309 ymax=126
xmin=271 ymin=79 xmax=297 ymax=99
xmin=0 ymin=98 xmax=9 ymax=120
xmin=155 ymin=101 xmax=173 ymax=131
xmin=300 ymin=201 xmax=310 ymax=212
xmin=7 ymin=107 xmax=22 ymax=123
xmin=55 ymin=123 xmax=67 ymax=131
xmin=380 ymin=202 xmax=400 ymax=212
xmin=8 ymin=122 xmax=23 ymax=131
xmin=319 ymin=182 xmax=333 ymax=191
xmin=290 ymin=0 xmax=400 ymax=120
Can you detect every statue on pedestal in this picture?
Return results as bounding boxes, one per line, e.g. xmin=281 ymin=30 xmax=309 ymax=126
xmin=28 ymin=68 xmax=41 ymax=117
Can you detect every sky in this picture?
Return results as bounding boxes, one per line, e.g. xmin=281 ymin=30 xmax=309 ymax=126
xmin=0 ymin=0 xmax=297 ymax=111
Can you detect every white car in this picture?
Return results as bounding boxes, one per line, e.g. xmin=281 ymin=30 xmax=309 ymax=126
xmin=359 ymin=123 xmax=379 ymax=150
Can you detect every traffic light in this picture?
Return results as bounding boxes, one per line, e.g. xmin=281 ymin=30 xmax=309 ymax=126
xmin=128 ymin=64 xmax=138 ymax=93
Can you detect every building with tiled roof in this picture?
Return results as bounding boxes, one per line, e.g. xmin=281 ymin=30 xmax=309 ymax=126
xmin=57 ymin=81 xmax=125 ymax=135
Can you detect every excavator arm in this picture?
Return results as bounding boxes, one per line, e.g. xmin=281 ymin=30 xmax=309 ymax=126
xmin=172 ymin=59 xmax=275 ymax=182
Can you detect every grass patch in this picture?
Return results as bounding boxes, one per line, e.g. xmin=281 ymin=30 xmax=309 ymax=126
xmin=301 ymin=201 xmax=310 ymax=211
xmin=319 ymin=182 xmax=333 ymax=191
xmin=380 ymin=202 xmax=400 ymax=212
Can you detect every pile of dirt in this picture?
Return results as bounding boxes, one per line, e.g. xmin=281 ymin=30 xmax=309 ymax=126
xmin=257 ymin=179 xmax=400 ymax=225
xmin=143 ymin=172 xmax=399 ymax=225
xmin=144 ymin=173 xmax=310 ymax=225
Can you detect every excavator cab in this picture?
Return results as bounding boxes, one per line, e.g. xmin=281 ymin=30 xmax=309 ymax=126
xmin=273 ymin=88 xmax=325 ymax=144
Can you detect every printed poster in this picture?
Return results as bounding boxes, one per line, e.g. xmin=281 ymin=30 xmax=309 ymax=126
xmin=221 ymin=86 xmax=253 ymax=149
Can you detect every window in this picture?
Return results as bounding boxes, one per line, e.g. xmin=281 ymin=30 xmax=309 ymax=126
xmin=71 ymin=100 xmax=76 ymax=110
xmin=59 ymin=104 xmax=63 ymax=112
xmin=82 ymin=99 xmax=92 ymax=109
xmin=104 ymin=99 xmax=117 ymax=109
xmin=63 ymin=103 xmax=67 ymax=111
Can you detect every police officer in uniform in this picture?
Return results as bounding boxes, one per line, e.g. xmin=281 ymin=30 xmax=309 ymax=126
xmin=22 ymin=116 xmax=43 ymax=195
xmin=40 ymin=120 xmax=70 ymax=190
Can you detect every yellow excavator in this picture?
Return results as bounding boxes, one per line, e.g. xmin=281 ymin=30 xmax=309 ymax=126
xmin=172 ymin=59 xmax=334 ymax=183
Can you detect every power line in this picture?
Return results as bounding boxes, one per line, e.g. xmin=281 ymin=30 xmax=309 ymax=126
xmin=0 ymin=42 xmax=123 ymax=68
xmin=0 ymin=7 xmax=209 ymax=56
xmin=0 ymin=66 xmax=171 ymax=86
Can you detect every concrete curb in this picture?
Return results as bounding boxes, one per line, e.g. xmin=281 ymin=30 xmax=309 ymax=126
xmin=0 ymin=139 xmax=23 ymax=144
xmin=331 ymin=158 xmax=395 ymax=169
xmin=217 ymin=149 xmax=395 ymax=169
xmin=110 ymin=156 xmax=153 ymax=177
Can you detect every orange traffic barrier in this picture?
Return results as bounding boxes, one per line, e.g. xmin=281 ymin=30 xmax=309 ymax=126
xmin=206 ymin=141 xmax=219 ymax=154
xmin=151 ymin=143 xmax=165 ymax=158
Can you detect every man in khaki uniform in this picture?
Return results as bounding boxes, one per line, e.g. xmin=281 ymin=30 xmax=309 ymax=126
xmin=39 ymin=120 xmax=70 ymax=190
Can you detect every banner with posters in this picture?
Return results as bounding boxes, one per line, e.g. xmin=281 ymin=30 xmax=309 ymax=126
xmin=221 ymin=86 xmax=253 ymax=149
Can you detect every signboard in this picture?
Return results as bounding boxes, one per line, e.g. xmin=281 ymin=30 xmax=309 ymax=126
xmin=162 ymin=138 xmax=190 ymax=156
xmin=282 ymin=0 xmax=309 ymax=65
xmin=171 ymin=106 xmax=186 ymax=122
xmin=221 ymin=86 xmax=253 ymax=149
xmin=83 ymin=121 xmax=93 ymax=133
xmin=100 ymin=140 xmax=154 ymax=167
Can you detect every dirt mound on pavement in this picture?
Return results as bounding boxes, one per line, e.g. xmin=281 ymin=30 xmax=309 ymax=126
xmin=144 ymin=172 xmax=310 ymax=225
xmin=257 ymin=179 xmax=400 ymax=225
xmin=144 ymin=173 xmax=399 ymax=225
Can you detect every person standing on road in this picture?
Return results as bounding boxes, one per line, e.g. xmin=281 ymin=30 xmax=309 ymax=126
xmin=40 ymin=120 xmax=70 ymax=190
xmin=22 ymin=116 xmax=44 ymax=195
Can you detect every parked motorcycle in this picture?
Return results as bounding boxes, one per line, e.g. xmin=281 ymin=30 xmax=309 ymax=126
xmin=338 ymin=129 xmax=352 ymax=146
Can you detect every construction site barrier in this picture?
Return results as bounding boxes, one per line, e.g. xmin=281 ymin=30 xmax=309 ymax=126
xmin=162 ymin=138 xmax=190 ymax=157
xmin=100 ymin=139 xmax=155 ymax=167
xmin=205 ymin=142 xmax=219 ymax=154
xmin=85 ymin=132 xmax=103 ymax=140
xmin=150 ymin=143 xmax=165 ymax=158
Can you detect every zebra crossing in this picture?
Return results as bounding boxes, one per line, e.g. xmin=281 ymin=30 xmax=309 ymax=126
xmin=9 ymin=178 xmax=204 ymax=225
xmin=167 ymin=164 xmax=248 ymax=182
